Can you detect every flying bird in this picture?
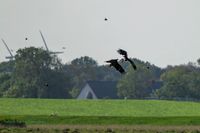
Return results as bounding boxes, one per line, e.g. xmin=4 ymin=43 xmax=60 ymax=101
xmin=117 ymin=49 xmax=137 ymax=70
xmin=45 ymin=83 xmax=48 ymax=87
xmin=106 ymin=59 xmax=125 ymax=74
xmin=104 ymin=18 xmax=108 ymax=21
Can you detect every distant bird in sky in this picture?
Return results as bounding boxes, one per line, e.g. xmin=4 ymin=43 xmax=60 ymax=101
xmin=25 ymin=38 xmax=28 ymax=40
xmin=117 ymin=49 xmax=137 ymax=70
xmin=104 ymin=18 xmax=108 ymax=21
xmin=106 ymin=59 xmax=125 ymax=74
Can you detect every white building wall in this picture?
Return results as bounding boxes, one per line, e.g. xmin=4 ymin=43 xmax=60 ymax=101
xmin=77 ymin=84 xmax=98 ymax=99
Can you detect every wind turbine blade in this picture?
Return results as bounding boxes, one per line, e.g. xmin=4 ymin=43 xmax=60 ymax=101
xmin=49 ymin=51 xmax=64 ymax=54
xmin=39 ymin=30 xmax=49 ymax=52
xmin=1 ymin=39 xmax=14 ymax=58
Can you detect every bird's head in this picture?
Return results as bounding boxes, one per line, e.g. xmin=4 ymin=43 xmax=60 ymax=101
xmin=117 ymin=49 xmax=127 ymax=56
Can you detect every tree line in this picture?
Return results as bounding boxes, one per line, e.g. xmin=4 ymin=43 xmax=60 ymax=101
xmin=0 ymin=47 xmax=200 ymax=100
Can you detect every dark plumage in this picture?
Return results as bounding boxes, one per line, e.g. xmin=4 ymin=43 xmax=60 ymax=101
xmin=104 ymin=18 xmax=108 ymax=21
xmin=117 ymin=49 xmax=137 ymax=70
xmin=45 ymin=83 xmax=48 ymax=87
xmin=106 ymin=59 xmax=125 ymax=74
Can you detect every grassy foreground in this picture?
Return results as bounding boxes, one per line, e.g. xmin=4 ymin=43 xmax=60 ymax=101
xmin=1 ymin=98 xmax=200 ymax=125
xmin=2 ymin=125 xmax=200 ymax=133
xmin=1 ymin=98 xmax=200 ymax=116
xmin=1 ymin=115 xmax=200 ymax=125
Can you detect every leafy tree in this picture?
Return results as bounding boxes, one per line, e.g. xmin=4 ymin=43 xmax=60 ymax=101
xmin=155 ymin=65 xmax=200 ymax=99
xmin=69 ymin=87 xmax=80 ymax=98
xmin=0 ymin=61 xmax=15 ymax=73
xmin=0 ymin=73 xmax=11 ymax=96
xmin=65 ymin=56 xmax=123 ymax=98
xmin=71 ymin=56 xmax=98 ymax=67
xmin=95 ymin=65 xmax=121 ymax=81
xmin=198 ymin=58 xmax=200 ymax=66
xmin=5 ymin=47 xmax=71 ymax=98
xmin=64 ymin=56 xmax=99 ymax=97
xmin=37 ymin=69 xmax=71 ymax=98
xmin=117 ymin=59 xmax=162 ymax=99
xmin=0 ymin=61 xmax=14 ymax=97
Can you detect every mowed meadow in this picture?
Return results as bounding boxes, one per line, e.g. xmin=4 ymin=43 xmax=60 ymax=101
xmin=1 ymin=98 xmax=200 ymax=126
xmin=1 ymin=98 xmax=200 ymax=117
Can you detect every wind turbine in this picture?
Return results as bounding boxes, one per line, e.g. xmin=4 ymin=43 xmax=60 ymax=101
xmin=39 ymin=30 xmax=64 ymax=55
xmin=1 ymin=39 xmax=14 ymax=60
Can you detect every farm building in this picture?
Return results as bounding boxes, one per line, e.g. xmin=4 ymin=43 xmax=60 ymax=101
xmin=77 ymin=81 xmax=118 ymax=99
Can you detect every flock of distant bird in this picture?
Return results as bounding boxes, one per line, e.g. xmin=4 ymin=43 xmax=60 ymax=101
xmin=106 ymin=49 xmax=137 ymax=74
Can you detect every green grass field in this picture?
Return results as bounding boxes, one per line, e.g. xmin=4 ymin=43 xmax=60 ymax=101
xmin=1 ymin=98 xmax=200 ymax=116
xmin=1 ymin=98 xmax=200 ymax=125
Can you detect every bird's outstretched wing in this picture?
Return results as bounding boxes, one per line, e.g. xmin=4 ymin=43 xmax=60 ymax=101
xmin=127 ymin=58 xmax=137 ymax=70
xmin=117 ymin=49 xmax=137 ymax=70
xmin=115 ymin=63 xmax=125 ymax=74
xmin=106 ymin=59 xmax=125 ymax=74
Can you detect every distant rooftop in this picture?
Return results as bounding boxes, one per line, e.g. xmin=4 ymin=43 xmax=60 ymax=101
xmin=87 ymin=81 xmax=118 ymax=99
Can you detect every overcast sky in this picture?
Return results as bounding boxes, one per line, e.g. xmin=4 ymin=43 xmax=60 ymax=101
xmin=0 ymin=0 xmax=200 ymax=68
